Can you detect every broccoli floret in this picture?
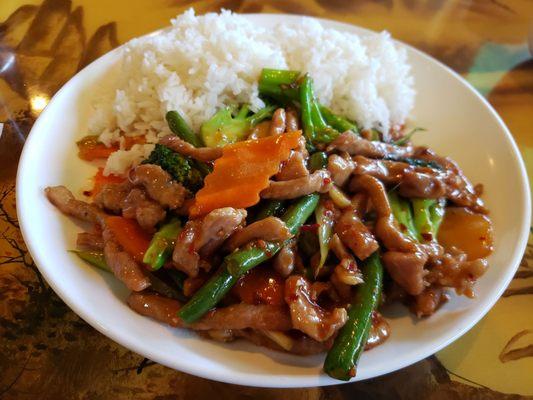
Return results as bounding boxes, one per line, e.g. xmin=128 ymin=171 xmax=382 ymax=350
xmin=200 ymin=104 xmax=276 ymax=148
xmin=143 ymin=144 xmax=203 ymax=192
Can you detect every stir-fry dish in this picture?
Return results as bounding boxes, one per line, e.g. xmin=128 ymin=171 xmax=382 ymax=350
xmin=46 ymin=69 xmax=493 ymax=380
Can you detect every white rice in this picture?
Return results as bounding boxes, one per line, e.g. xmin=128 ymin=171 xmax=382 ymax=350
xmin=90 ymin=9 xmax=415 ymax=176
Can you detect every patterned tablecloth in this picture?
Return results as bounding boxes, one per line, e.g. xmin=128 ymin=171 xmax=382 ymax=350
xmin=0 ymin=1 xmax=532 ymax=398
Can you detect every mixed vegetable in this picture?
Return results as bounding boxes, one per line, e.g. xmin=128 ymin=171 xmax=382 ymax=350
xmin=51 ymin=68 xmax=494 ymax=381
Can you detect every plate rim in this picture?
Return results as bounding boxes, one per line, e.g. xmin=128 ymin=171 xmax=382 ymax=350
xmin=16 ymin=13 xmax=532 ymax=388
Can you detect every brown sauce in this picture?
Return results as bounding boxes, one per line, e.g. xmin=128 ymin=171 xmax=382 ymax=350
xmin=437 ymin=207 xmax=493 ymax=261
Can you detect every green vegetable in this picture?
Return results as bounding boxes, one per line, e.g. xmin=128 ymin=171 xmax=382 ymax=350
xmin=178 ymin=194 xmax=319 ymax=323
xmin=149 ymin=271 xmax=187 ymax=302
xmin=328 ymin=185 xmax=352 ymax=209
xmin=388 ymin=191 xmax=417 ymax=240
xmin=143 ymin=144 xmax=203 ymax=192
xmin=165 ymin=269 xmax=187 ymax=292
xmin=412 ymin=197 xmax=446 ymax=241
xmin=319 ymin=105 xmax=358 ymax=133
xmin=383 ymin=155 xmax=442 ymax=170
xmin=143 ymin=218 xmax=182 ymax=270
xmin=254 ymin=200 xmax=285 ymax=221
xmin=200 ymin=104 xmax=276 ymax=148
xmin=314 ymin=199 xmax=334 ymax=277
xmin=165 ymin=110 xmax=203 ymax=147
xmin=72 ymin=250 xmax=186 ymax=301
xmin=298 ymin=229 xmax=319 ymax=259
xmin=429 ymin=198 xmax=446 ymax=234
xmin=300 ymin=75 xmax=340 ymax=144
xmin=411 ymin=199 xmax=434 ymax=242
xmin=370 ymin=129 xmax=381 ymax=141
xmin=308 ymin=151 xmax=328 ymax=172
xmin=258 ymin=68 xmax=300 ymax=103
xmin=71 ymin=250 xmax=109 ymax=272
xmin=393 ymin=127 xmax=426 ymax=146
xmin=323 ymin=251 xmax=383 ymax=380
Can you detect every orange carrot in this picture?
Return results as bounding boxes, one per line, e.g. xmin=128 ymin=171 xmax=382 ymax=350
xmin=88 ymin=168 xmax=125 ymax=197
xmin=190 ymin=130 xmax=302 ymax=217
xmin=106 ymin=216 xmax=151 ymax=263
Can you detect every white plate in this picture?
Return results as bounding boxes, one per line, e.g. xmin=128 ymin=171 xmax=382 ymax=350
xmin=16 ymin=14 xmax=531 ymax=388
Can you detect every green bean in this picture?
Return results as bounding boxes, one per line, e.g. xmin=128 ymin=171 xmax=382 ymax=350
xmin=319 ymin=105 xmax=358 ymax=133
xmin=300 ymin=75 xmax=316 ymax=143
xmin=166 ymin=110 xmax=203 ymax=147
xmin=177 ymin=268 xmax=237 ymax=323
xmin=314 ymin=198 xmax=334 ymax=277
xmin=165 ymin=269 xmax=187 ymax=292
xmin=254 ymin=200 xmax=285 ymax=221
xmin=258 ymin=68 xmax=300 ymax=102
xmin=72 ymin=250 xmax=186 ymax=301
xmin=323 ymin=251 xmax=383 ymax=380
xmin=149 ymin=271 xmax=187 ymax=302
xmin=308 ymin=152 xmax=328 ymax=172
xmin=226 ymin=194 xmax=320 ymax=276
xmin=70 ymin=250 xmax=109 ymax=272
xmin=143 ymin=218 xmax=182 ymax=270
xmin=225 ymin=242 xmax=281 ymax=276
xmin=178 ymin=194 xmax=319 ymax=323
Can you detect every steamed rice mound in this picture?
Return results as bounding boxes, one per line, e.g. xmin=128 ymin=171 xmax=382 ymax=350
xmin=90 ymin=9 xmax=415 ymax=176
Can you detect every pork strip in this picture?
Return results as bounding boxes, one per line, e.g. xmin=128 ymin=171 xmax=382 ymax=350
xmin=327 ymin=131 xmax=414 ymax=158
xmin=45 ymin=186 xmax=105 ymax=224
xmin=261 ymin=170 xmax=332 ymax=199
xmin=129 ymin=164 xmax=188 ymax=209
xmin=225 ymin=216 xmax=292 ymax=251
xmin=159 ymin=135 xmax=222 ymax=162
xmin=127 ymin=292 xmax=292 ymax=331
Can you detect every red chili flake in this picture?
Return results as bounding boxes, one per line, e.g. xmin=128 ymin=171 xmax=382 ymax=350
xmin=399 ymin=223 xmax=407 ymax=232
xmin=479 ymin=236 xmax=486 ymax=241
xmin=421 ymin=232 xmax=433 ymax=241
xmin=300 ymin=223 xmax=319 ymax=232
xmin=348 ymin=367 xmax=356 ymax=377
xmin=323 ymin=177 xmax=332 ymax=185
xmin=82 ymin=190 xmax=92 ymax=197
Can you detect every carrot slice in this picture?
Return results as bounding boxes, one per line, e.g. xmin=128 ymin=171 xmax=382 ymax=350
xmin=106 ymin=216 xmax=151 ymax=263
xmin=88 ymin=168 xmax=125 ymax=197
xmin=190 ymin=130 xmax=302 ymax=217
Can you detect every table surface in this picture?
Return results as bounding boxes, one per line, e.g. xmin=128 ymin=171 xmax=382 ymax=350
xmin=0 ymin=0 xmax=532 ymax=398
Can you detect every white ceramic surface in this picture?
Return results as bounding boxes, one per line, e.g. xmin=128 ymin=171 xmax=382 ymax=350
xmin=16 ymin=14 xmax=531 ymax=388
